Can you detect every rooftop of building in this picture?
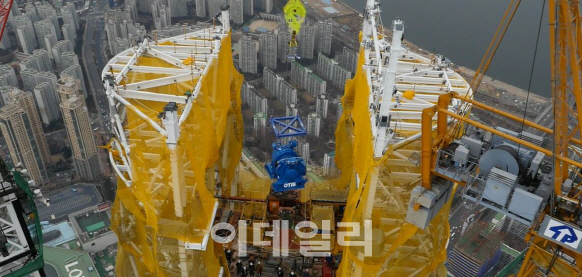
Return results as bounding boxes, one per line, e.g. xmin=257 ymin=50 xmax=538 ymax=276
xmin=69 ymin=204 xmax=113 ymax=244
xmin=41 ymin=221 xmax=78 ymax=247
xmin=43 ymin=246 xmax=100 ymax=277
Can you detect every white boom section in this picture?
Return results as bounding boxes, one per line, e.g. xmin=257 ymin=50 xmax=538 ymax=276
xmin=361 ymin=13 xmax=472 ymax=158
xmin=103 ymin=26 xmax=228 ymax=189
xmin=102 ymin=12 xmax=231 ymax=277
xmin=373 ymin=19 xmax=404 ymax=157
xmin=345 ymin=2 xmax=473 ymax=275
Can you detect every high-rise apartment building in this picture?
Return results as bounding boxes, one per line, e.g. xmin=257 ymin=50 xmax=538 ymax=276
xmin=253 ymin=112 xmax=267 ymax=138
xmin=52 ymin=40 xmax=74 ymax=69
xmin=24 ymin=3 xmax=39 ymax=22
xmin=195 ymin=0 xmax=206 ymax=17
xmin=0 ymin=87 xmax=13 ymax=108
xmin=111 ymin=38 xmax=131 ymax=55
xmin=60 ymin=2 xmax=79 ymax=43
xmin=0 ymin=88 xmax=51 ymax=182
xmin=11 ymin=15 xmax=38 ymax=54
xmin=243 ymin=0 xmax=253 ymax=16
xmin=317 ymin=53 xmax=351 ymax=90
xmin=6 ymin=89 xmax=52 ymax=163
xmin=0 ymin=34 xmax=10 ymax=49
xmin=298 ymin=23 xmax=315 ymax=59
xmin=37 ymin=3 xmax=58 ymax=20
xmin=316 ymin=95 xmax=329 ymax=118
xmin=58 ymin=76 xmax=86 ymax=106
xmin=323 ymin=151 xmax=335 ymax=176
xmin=331 ymin=63 xmax=351 ymax=90
xmin=126 ymin=0 xmax=139 ymax=21
xmin=336 ymin=102 xmax=343 ymax=121
xmin=36 ymin=2 xmax=62 ymax=39
xmin=231 ymin=0 xmax=244 ymax=24
xmin=262 ymin=0 xmax=272 ymax=13
xmin=291 ymin=61 xmax=326 ymax=97
xmin=62 ymin=23 xmax=76 ymax=42
xmin=61 ymin=2 xmax=80 ymax=30
xmin=240 ymin=36 xmax=257 ymax=74
xmin=208 ymin=0 xmax=227 ymax=18
xmin=33 ymin=82 xmax=61 ymax=124
xmin=105 ymin=19 xmax=118 ymax=53
xmin=263 ymin=68 xmax=278 ymax=93
xmin=277 ymin=29 xmax=291 ymax=63
xmin=298 ymin=140 xmax=309 ymax=163
xmin=0 ymin=104 xmax=50 ymax=185
xmin=315 ymin=20 xmax=332 ymax=55
xmin=259 ymin=33 xmax=277 ymax=70
xmin=307 ymin=112 xmax=321 ymax=137
xmin=340 ymin=47 xmax=358 ymax=74
xmin=241 ymin=82 xmax=267 ymax=114
xmin=9 ymin=1 xmax=19 ymax=16
xmin=20 ymin=69 xmax=57 ymax=96
xmin=286 ymin=104 xmax=298 ymax=117
xmin=59 ymin=81 xmax=101 ymax=180
xmin=61 ymin=65 xmax=88 ymax=99
xmin=61 ymin=51 xmax=80 ymax=69
xmin=34 ymin=19 xmax=59 ymax=50
xmin=0 ymin=65 xmax=18 ymax=88
xmin=263 ymin=68 xmax=297 ymax=106
xmin=20 ymin=49 xmax=52 ymax=73
xmin=317 ymin=53 xmax=334 ymax=80
xmin=168 ymin=0 xmax=189 ymax=18
xmin=447 ymin=223 xmax=502 ymax=277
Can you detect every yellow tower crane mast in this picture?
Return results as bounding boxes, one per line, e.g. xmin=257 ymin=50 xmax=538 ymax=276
xmin=399 ymin=0 xmax=582 ymax=276
xmin=334 ymin=0 xmax=582 ymax=275
xmin=333 ymin=0 xmax=473 ymax=275
xmin=517 ymin=0 xmax=582 ymax=275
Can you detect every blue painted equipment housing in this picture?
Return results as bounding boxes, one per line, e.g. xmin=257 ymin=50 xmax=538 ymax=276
xmin=265 ymin=140 xmax=307 ymax=192
xmin=270 ymin=116 xmax=307 ymax=139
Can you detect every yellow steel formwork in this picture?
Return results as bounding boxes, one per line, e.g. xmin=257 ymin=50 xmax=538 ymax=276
xmin=105 ymin=29 xmax=242 ymax=276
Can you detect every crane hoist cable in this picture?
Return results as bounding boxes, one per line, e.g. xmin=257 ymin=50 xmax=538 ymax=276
xmin=516 ymin=0 xmax=546 ymax=155
xmin=450 ymin=0 xmax=522 ymax=140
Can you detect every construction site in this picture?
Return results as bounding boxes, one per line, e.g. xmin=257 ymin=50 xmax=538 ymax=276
xmin=0 ymin=0 xmax=582 ymax=276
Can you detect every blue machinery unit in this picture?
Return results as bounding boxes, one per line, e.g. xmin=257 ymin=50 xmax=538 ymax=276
xmin=265 ymin=116 xmax=308 ymax=192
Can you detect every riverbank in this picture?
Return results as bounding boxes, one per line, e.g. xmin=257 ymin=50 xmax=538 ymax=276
xmin=328 ymin=0 xmax=550 ymax=105
xmin=457 ymin=66 xmax=549 ymax=103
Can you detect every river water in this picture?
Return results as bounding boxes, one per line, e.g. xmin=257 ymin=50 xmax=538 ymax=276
xmin=341 ymin=0 xmax=551 ymax=97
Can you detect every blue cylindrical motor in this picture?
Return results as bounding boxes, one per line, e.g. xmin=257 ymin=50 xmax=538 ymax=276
xmin=265 ymin=140 xmax=307 ymax=192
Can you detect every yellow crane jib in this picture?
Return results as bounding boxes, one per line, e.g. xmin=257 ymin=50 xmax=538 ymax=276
xmin=283 ymin=0 xmax=306 ymax=48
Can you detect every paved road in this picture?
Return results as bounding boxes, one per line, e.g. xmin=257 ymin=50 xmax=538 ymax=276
xmin=82 ymin=0 xmax=111 ymax=130
xmin=37 ymin=184 xmax=103 ymax=223
xmin=82 ymin=0 xmax=114 ymax=180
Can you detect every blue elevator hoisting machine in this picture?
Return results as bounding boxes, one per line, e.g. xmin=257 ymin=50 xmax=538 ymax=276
xmin=264 ymin=116 xmax=308 ymax=192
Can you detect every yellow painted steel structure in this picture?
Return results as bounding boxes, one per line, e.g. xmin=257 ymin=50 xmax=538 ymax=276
xmin=518 ymin=0 xmax=582 ymax=276
xmin=97 ymin=0 xmax=582 ymax=276
xmin=413 ymin=0 xmax=582 ymax=275
xmin=333 ymin=20 xmax=472 ymax=276
xmin=104 ymin=23 xmax=243 ymax=276
xmin=283 ymin=0 xmax=306 ymax=47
